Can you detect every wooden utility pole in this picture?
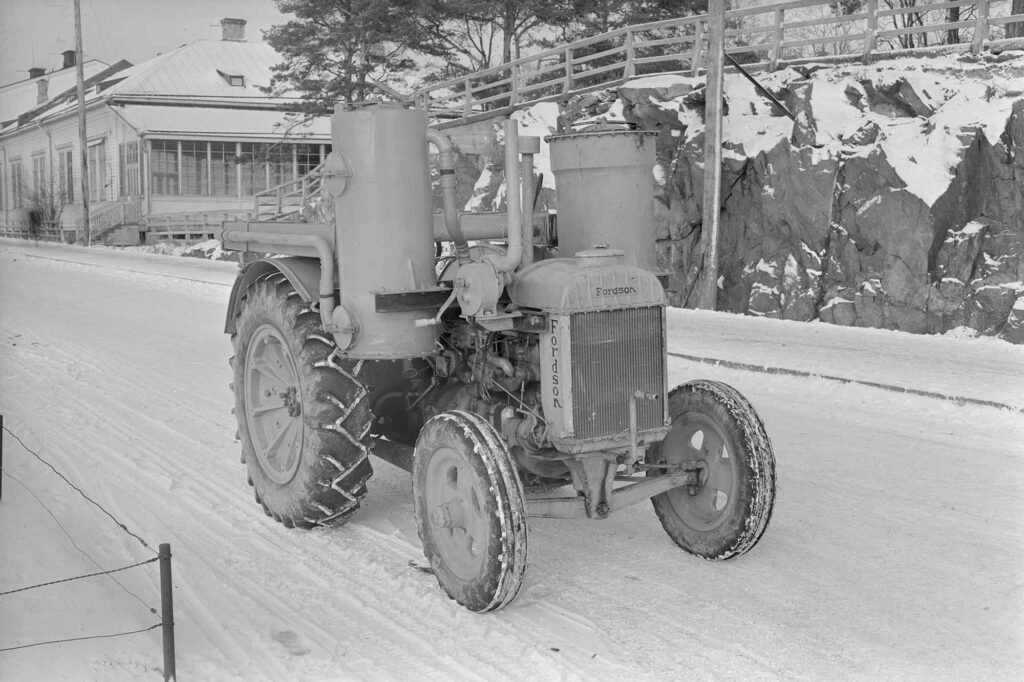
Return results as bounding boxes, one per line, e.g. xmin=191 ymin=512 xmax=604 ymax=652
xmin=74 ymin=0 xmax=91 ymax=246
xmin=696 ymin=1 xmax=726 ymax=310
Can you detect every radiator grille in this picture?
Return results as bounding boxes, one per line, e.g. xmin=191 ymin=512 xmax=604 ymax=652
xmin=569 ymin=307 xmax=665 ymax=439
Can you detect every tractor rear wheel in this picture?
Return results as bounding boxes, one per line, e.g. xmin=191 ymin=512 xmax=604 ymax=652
xmin=648 ymin=380 xmax=775 ymax=560
xmin=413 ymin=411 xmax=528 ymax=612
xmin=231 ymin=273 xmax=373 ymax=528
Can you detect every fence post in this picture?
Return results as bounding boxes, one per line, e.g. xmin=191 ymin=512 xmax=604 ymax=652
xmin=864 ymin=0 xmax=878 ymax=62
xmin=692 ymin=20 xmax=706 ymax=75
xmin=508 ymin=62 xmax=519 ymax=106
xmin=159 ymin=543 xmax=176 ymax=682
xmin=1 ymin=414 xmax=4 ymax=501
xmin=563 ymin=47 xmax=573 ymax=94
xmin=769 ymin=8 xmax=784 ymax=71
xmin=463 ymin=77 xmax=472 ymax=117
xmin=624 ymin=31 xmax=636 ymax=78
xmin=972 ymin=0 xmax=990 ymax=53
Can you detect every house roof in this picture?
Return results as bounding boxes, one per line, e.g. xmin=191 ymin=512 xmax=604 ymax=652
xmin=113 ymin=104 xmax=331 ymax=140
xmin=0 ymin=60 xmax=110 ymax=125
xmin=101 ymin=39 xmax=283 ymax=99
xmin=5 ymin=38 xmax=313 ymax=135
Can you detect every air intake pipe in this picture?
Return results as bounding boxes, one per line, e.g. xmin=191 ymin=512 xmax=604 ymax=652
xmin=426 ymin=129 xmax=470 ymax=264
xmin=491 ymin=118 xmax=523 ymax=274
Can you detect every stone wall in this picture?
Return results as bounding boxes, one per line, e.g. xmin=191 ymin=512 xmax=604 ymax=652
xmin=447 ymin=51 xmax=1024 ymax=343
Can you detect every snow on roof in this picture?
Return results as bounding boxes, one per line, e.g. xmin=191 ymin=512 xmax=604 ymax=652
xmin=103 ymin=39 xmax=281 ymax=98
xmin=0 ymin=60 xmax=109 ymax=123
xmin=9 ymin=39 xmax=303 ymax=132
xmin=115 ymin=104 xmax=330 ymax=140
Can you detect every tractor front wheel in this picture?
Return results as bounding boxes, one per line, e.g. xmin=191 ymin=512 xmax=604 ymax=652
xmin=648 ymin=380 xmax=775 ymax=560
xmin=413 ymin=411 xmax=528 ymax=612
xmin=231 ymin=272 xmax=374 ymax=528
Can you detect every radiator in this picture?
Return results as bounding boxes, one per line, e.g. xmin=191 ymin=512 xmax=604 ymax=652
xmin=569 ymin=306 xmax=666 ymax=439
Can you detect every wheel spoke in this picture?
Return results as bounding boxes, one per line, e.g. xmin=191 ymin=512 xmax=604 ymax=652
xmin=251 ymin=401 xmax=288 ymax=416
xmin=252 ymin=357 xmax=290 ymax=387
xmin=263 ymin=415 xmax=297 ymax=459
xmin=703 ymin=431 xmax=734 ymax=494
xmin=465 ymin=508 xmax=487 ymax=556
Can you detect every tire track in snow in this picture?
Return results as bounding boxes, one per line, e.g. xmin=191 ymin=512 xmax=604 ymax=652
xmin=2 ymin=322 xmax=603 ymax=679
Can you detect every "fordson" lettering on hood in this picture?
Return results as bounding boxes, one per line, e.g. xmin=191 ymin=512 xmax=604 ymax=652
xmin=593 ymin=285 xmax=638 ymax=297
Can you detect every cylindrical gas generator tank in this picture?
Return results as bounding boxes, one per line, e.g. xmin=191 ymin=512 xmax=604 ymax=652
xmin=331 ymin=104 xmax=437 ymax=358
xmin=547 ymin=130 xmax=658 ymax=272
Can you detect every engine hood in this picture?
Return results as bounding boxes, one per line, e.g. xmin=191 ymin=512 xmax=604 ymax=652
xmin=509 ymin=249 xmax=666 ymax=314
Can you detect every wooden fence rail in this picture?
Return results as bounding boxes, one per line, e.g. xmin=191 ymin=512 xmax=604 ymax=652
xmin=413 ymin=0 xmax=1024 ymax=125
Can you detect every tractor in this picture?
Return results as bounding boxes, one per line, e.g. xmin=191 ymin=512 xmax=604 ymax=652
xmin=221 ymin=104 xmax=776 ymax=612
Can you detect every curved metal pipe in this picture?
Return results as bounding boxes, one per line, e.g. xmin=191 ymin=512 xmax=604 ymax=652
xmin=425 ymin=129 xmax=470 ymax=264
xmin=519 ymin=136 xmax=539 ymax=268
xmin=222 ymin=230 xmax=336 ymax=330
xmin=492 ymin=119 xmax=523 ymax=273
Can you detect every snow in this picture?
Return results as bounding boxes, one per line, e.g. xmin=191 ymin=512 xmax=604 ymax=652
xmin=1 ymin=240 xmax=1023 ymax=680
xmin=621 ymin=54 xmax=1024 ymax=209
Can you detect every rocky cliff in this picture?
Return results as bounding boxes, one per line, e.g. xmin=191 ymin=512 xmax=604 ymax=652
xmin=451 ymin=51 xmax=1024 ymax=343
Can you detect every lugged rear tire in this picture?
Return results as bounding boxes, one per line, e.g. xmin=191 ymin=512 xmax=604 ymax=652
xmin=231 ymin=272 xmax=373 ymax=528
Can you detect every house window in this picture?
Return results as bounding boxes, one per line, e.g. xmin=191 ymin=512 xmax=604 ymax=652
xmin=210 ymin=142 xmax=238 ymax=196
xmin=9 ymin=159 xmax=23 ymax=209
xmin=267 ymin=144 xmax=294 ymax=189
xmin=118 ymin=142 xmax=140 ymax=198
xmin=88 ymin=140 xmax=107 ymax=202
xmin=217 ymin=69 xmax=245 ymax=87
xmin=58 ymin=147 xmax=74 ymax=204
xmin=238 ymin=142 xmax=267 ymax=196
xmin=151 ymin=140 xmax=179 ymax=195
xmin=180 ymin=141 xmax=209 ymax=195
xmin=296 ymin=144 xmax=322 ymax=177
xmin=31 ymin=152 xmax=46 ymax=194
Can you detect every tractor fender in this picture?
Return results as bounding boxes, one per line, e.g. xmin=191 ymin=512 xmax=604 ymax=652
xmin=224 ymin=256 xmax=325 ymax=334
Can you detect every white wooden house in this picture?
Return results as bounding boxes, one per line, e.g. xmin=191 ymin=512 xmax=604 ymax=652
xmin=0 ymin=18 xmax=330 ymax=241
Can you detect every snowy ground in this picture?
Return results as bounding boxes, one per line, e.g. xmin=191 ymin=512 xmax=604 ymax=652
xmin=1 ymin=239 xmax=1022 ymax=681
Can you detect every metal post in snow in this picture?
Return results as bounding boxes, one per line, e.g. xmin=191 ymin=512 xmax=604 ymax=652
xmin=159 ymin=543 xmax=176 ymax=682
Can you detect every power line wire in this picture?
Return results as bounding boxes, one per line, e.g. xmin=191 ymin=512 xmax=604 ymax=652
xmin=0 ymin=623 xmax=161 ymax=653
xmin=1 ymin=425 xmax=155 ymax=553
xmin=1 ymin=470 xmax=158 ymax=615
xmin=0 ymin=557 xmax=158 ymax=597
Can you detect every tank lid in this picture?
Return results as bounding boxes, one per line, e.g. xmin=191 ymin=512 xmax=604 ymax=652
xmin=575 ymin=246 xmax=625 ymax=268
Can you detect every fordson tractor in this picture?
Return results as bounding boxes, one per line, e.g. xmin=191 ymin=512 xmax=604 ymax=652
xmin=221 ymin=104 xmax=775 ymax=612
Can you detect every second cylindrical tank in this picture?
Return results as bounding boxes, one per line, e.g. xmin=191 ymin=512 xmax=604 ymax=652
xmin=547 ymin=129 xmax=658 ymax=273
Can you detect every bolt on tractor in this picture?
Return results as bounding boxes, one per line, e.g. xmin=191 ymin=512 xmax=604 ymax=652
xmin=222 ymin=104 xmax=776 ymax=612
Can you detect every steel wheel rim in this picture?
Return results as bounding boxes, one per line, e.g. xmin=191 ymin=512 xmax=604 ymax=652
xmin=244 ymin=324 xmax=304 ymax=485
xmin=662 ymin=413 xmax=737 ymax=531
xmin=423 ymin=446 xmax=490 ymax=580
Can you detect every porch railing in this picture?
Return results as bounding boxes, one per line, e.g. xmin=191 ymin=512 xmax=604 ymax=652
xmin=252 ymin=162 xmax=326 ymax=222
xmin=144 ymin=210 xmax=250 ymax=242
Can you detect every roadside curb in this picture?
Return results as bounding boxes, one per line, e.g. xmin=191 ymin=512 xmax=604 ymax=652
xmin=667 ymin=351 xmax=1024 ymax=414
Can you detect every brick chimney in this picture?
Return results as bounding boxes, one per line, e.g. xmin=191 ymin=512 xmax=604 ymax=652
xmin=28 ymin=67 xmax=45 ymax=79
xmin=62 ymin=50 xmax=77 ymax=69
xmin=37 ymin=79 xmax=49 ymax=104
xmin=221 ymin=18 xmax=246 ymax=41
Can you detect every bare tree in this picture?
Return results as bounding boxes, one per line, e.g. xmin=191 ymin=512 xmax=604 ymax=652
xmin=19 ymin=171 xmax=66 ymax=240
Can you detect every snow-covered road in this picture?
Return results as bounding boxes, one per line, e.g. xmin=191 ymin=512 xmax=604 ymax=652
xmin=1 ymin=240 xmax=1022 ymax=681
